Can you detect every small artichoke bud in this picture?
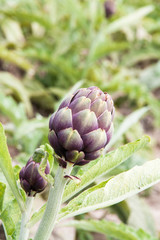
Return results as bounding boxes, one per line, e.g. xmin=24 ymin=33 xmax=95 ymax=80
xmin=49 ymin=86 xmax=115 ymax=166
xmin=19 ymin=157 xmax=50 ymax=196
xmin=104 ymin=0 xmax=116 ymax=18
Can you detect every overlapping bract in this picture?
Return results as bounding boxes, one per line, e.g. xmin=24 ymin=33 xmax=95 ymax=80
xmin=49 ymin=86 xmax=115 ymax=166
xmin=19 ymin=158 xmax=50 ymax=196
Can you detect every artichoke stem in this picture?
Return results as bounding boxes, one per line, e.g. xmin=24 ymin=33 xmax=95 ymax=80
xmin=34 ymin=163 xmax=73 ymax=240
xmin=19 ymin=196 xmax=34 ymax=240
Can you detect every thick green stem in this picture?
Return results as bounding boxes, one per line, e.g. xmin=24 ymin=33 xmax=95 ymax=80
xmin=34 ymin=163 xmax=73 ymax=240
xmin=19 ymin=196 xmax=34 ymax=240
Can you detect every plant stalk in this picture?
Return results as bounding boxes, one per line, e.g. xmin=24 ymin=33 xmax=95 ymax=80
xmin=34 ymin=163 xmax=73 ymax=240
xmin=19 ymin=196 xmax=34 ymax=240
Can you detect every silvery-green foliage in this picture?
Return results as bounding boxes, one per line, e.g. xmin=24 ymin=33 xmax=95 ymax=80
xmin=66 ymin=219 xmax=158 ymax=240
xmin=28 ymin=135 xmax=151 ymax=227
xmin=59 ymin=158 xmax=160 ymax=220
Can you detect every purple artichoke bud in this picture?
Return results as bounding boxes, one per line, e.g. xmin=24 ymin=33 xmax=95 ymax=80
xmin=49 ymin=86 xmax=115 ymax=166
xmin=19 ymin=158 xmax=50 ymax=196
xmin=104 ymin=0 xmax=116 ymax=18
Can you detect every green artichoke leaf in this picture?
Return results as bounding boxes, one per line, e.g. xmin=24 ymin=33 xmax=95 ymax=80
xmin=0 ymin=123 xmax=25 ymax=212
xmin=59 ymin=158 xmax=160 ymax=220
xmin=38 ymin=151 xmax=54 ymax=185
xmin=0 ymin=199 xmax=21 ymax=239
xmin=64 ymin=219 xmax=158 ymax=240
xmin=0 ymin=171 xmax=21 ymax=239
xmin=39 ymin=143 xmax=54 ymax=171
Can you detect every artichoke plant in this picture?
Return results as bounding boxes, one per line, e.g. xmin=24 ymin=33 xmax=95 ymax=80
xmin=49 ymin=86 xmax=114 ymax=166
xmin=19 ymin=157 xmax=50 ymax=196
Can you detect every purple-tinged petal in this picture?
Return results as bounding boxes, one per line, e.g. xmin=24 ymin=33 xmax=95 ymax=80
xmin=66 ymin=150 xmax=85 ymax=163
xmin=19 ymin=167 xmax=25 ymax=179
xmin=82 ymin=129 xmax=107 ymax=152
xmin=30 ymin=163 xmax=39 ymax=185
xmin=90 ymin=99 xmax=107 ymax=117
xmin=98 ymin=110 xmax=112 ymax=131
xmin=87 ymin=88 xmax=103 ymax=102
xmin=111 ymin=106 xmax=115 ymax=120
xmin=24 ymin=162 xmax=35 ymax=183
xmin=21 ymin=179 xmax=31 ymax=193
xmin=69 ymin=96 xmax=91 ymax=114
xmin=106 ymin=123 xmax=114 ymax=144
xmin=53 ymin=107 xmax=72 ymax=133
xmin=106 ymin=95 xmax=114 ymax=112
xmin=33 ymin=176 xmax=46 ymax=192
xmin=71 ymin=88 xmax=91 ymax=101
xmin=98 ymin=93 xmax=106 ymax=101
xmin=87 ymin=86 xmax=100 ymax=91
xmin=58 ymin=128 xmax=83 ymax=151
xmin=58 ymin=95 xmax=73 ymax=110
xmin=75 ymin=160 xmax=90 ymax=166
xmin=85 ymin=148 xmax=103 ymax=160
xmin=73 ymin=109 xmax=98 ymax=135
xmin=26 ymin=158 xmax=32 ymax=167
xmin=49 ymin=113 xmax=55 ymax=130
xmin=48 ymin=130 xmax=64 ymax=157
xmin=105 ymin=92 xmax=109 ymax=100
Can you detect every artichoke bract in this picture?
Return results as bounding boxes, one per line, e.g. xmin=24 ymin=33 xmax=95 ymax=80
xmin=49 ymin=86 xmax=115 ymax=166
xmin=19 ymin=158 xmax=50 ymax=196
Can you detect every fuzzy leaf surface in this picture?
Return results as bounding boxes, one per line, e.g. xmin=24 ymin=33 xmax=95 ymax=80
xmin=59 ymin=159 xmax=160 ymax=220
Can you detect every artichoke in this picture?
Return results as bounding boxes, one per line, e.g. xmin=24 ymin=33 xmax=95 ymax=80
xmin=49 ymin=86 xmax=114 ymax=166
xmin=19 ymin=158 xmax=50 ymax=196
xmin=104 ymin=0 xmax=116 ymax=18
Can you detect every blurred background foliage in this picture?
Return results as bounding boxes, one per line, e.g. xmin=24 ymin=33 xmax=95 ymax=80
xmin=0 ymin=0 xmax=160 ymax=239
